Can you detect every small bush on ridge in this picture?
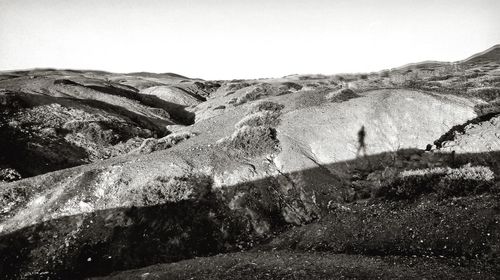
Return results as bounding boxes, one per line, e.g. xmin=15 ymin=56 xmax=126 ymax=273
xmin=247 ymin=100 xmax=284 ymax=114
xmin=235 ymin=111 xmax=280 ymax=129
xmin=218 ymin=126 xmax=279 ymax=158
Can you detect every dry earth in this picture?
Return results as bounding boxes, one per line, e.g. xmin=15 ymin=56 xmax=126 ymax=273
xmin=0 ymin=46 xmax=499 ymax=279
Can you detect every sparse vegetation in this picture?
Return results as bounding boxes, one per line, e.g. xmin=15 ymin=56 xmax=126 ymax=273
xmin=266 ymin=193 xmax=500 ymax=264
xmin=131 ymin=174 xmax=212 ymax=206
xmin=221 ymin=99 xmax=283 ymax=157
xmin=474 ymin=100 xmax=500 ymax=115
xmin=0 ymin=168 xmax=21 ymax=183
xmin=326 ymin=88 xmax=359 ymax=103
xmin=247 ymin=100 xmax=284 ymax=114
xmin=278 ymin=82 xmax=303 ymax=94
xmin=218 ymin=126 xmax=279 ymax=158
xmin=235 ymin=111 xmax=280 ymax=129
xmin=2 ymin=46 xmax=500 ymax=279
xmin=225 ymin=82 xmax=252 ymax=91
xmin=131 ymin=131 xmax=197 ymax=155
xmin=466 ymin=87 xmax=500 ymax=101
xmin=234 ymin=91 xmax=262 ymax=105
xmin=377 ymin=164 xmax=495 ymax=199
xmin=213 ymin=105 xmax=226 ymax=110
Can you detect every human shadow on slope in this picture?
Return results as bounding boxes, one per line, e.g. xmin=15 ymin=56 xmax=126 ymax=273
xmin=0 ymin=149 xmax=498 ymax=279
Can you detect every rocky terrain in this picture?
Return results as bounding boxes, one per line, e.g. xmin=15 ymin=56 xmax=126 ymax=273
xmin=0 ymin=45 xmax=499 ymax=279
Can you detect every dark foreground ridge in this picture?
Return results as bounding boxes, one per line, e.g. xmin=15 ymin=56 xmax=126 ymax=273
xmin=0 ymin=149 xmax=498 ymax=279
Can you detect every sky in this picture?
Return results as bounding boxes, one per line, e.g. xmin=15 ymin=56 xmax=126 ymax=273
xmin=1 ymin=0 xmax=499 ymax=80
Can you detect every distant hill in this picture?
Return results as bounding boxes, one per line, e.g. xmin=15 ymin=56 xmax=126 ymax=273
xmin=393 ymin=60 xmax=450 ymax=72
xmin=391 ymin=44 xmax=500 ymax=72
xmin=461 ymin=44 xmax=500 ymax=65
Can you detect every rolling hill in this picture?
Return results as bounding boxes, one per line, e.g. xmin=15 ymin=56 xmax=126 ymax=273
xmin=0 ymin=45 xmax=499 ymax=279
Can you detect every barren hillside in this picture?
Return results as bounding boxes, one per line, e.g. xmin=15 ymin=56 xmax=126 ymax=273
xmin=0 ymin=46 xmax=499 ymax=279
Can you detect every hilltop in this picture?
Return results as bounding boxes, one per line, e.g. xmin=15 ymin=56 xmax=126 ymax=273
xmin=462 ymin=44 xmax=500 ymax=66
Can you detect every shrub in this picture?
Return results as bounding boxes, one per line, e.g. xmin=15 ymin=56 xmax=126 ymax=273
xmin=465 ymin=72 xmax=486 ymax=79
xmin=437 ymin=164 xmax=495 ymax=197
xmin=247 ymin=100 xmax=284 ymax=114
xmin=149 ymin=107 xmax=171 ymax=119
xmin=0 ymin=185 xmax=30 ymax=214
xmin=234 ymin=91 xmax=262 ymax=105
xmin=0 ymin=168 xmax=21 ymax=182
xmin=132 ymin=138 xmax=158 ymax=155
xmin=326 ymin=88 xmax=359 ymax=103
xmin=427 ymin=74 xmax=453 ymax=81
xmin=63 ymin=121 xmax=119 ymax=145
xmin=159 ymin=131 xmax=196 ymax=145
xmin=402 ymin=78 xmax=425 ymax=89
xmin=378 ymin=164 xmax=495 ymax=199
xmin=466 ymin=87 xmax=500 ymax=101
xmin=226 ymin=82 xmax=251 ymax=91
xmin=278 ymin=82 xmax=303 ymax=93
xmin=218 ymin=126 xmax=279 ymax=158
xmin=380 ymin=70 xmax=390 ymax=78
xmin=131 ymin=131 xmax=196 ymax=155
xmin=131 ymin=174 xmax=212 ymax=206
xmin=474 ymin=101 xmax=500 ymax=115
xmin=213 ymin=105 xmax=226 ymax=110
xmin=235 ymin=111 xmax=280 ymax=129
xmin=378 ymin=169 xmax=439 ymax=199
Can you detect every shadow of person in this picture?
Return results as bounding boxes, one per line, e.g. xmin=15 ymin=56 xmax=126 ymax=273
xmin=356 ymin=125 xmax=367 ymax=158
xmin=355 ymin=125 xmax=372 ymax=169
